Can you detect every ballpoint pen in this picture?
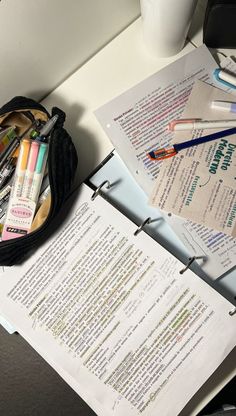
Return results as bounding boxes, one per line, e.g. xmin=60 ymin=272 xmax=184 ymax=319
xmin=33 ymin=115 xmax=59 ymax=142
xmin=0 ymin=157 xmax=16 ymax=190
xmin=148 ymin=127 xmax=236 ymax=161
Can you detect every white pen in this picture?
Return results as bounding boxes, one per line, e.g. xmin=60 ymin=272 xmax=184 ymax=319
xmin=168 ymin=118 xmax=236 ymax=131
xmin=211 ymin=100 xmax=236 ymax=114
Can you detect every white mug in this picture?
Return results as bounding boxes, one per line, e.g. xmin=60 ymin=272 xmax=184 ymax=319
xmin=140 ymin=0 xmax=198 ymax=57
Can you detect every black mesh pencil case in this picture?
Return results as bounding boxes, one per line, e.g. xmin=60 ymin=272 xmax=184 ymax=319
xmin=0 ymin=96 xmax=78 ymax=265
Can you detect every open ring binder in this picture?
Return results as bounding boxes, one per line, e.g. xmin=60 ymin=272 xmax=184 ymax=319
xmin=179 ymin=256 xmax=203 ymax=275
xmin=91 ymin=180 xmax=111 ymax=200
xmin=134 ymin=217 xmax=152 ymax=236
xmin=180 ymin=257 xmax=235 ymax=316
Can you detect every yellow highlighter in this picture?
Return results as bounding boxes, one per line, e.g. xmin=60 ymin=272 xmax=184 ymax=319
xmin=11 ymin=138 xmax=31 ymax=198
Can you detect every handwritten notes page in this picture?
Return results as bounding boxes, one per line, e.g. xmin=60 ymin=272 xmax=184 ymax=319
xmin=150 ymin=81 xmax=236 ymax=237
xmin=0 ymin=184 xmax=235 ymax=416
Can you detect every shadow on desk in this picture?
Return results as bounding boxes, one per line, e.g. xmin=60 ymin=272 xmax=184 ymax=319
xmin=198 ymin=376 xmax=236 ymax=415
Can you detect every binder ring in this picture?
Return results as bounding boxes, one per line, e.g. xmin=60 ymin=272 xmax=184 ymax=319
xmin=229 ymin=307 xmax=236 ymax=316
xmin=179 ymin=256 xmax=203 ymax=274
xmin=134 ymin=217 xmax=152 ymax=236
xmin=91 ymin=180 xmax=111 ymax=201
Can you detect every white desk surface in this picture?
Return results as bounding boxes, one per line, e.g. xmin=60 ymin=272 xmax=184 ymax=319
xmin=42 ymin=18 xmax=196 ymax=186
xmin=42 ymin=14 xmax=236 ymax=416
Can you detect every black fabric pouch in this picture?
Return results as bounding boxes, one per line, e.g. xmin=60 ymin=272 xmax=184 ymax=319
xmin=203 ymin=0 xmax=236 ymax=48
xmin=0 ymin=96 xmax=78 ymax=266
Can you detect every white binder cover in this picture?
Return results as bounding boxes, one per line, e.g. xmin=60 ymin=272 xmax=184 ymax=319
xmin=0 ymin=182 xmax=235 ymax=416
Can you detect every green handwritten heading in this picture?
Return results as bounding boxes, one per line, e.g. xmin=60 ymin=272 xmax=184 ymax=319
xmin=209 ymin=139 xmax=236 ymax=174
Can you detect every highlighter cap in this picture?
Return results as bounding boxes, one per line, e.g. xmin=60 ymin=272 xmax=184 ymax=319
xmin=19 ymin=139 xmax=31 ymax=170
xmin=28 ymin=141 xmax=39 ymax=172
xmin=211 ymin=100 xmax=236 ymax=113
xmin=35 ymin=142 xmax=48 ymax=174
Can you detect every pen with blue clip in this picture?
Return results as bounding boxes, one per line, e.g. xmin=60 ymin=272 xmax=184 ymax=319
xmin=148 ymin=127 xmax=236 ymax=161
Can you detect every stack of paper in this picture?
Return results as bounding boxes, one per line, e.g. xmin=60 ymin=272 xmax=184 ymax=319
xmin=149 ymin=80 xmax=236 ymax=238
xmin=95 ymin=45 xmax=236 ymax=279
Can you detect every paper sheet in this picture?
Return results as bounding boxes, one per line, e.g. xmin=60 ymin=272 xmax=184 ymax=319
xmin=96 ymin=150 xmax=236 ymax=280
xmin=95 ymin=45 xmax=218 ymax=196
xmin=172 ymin=57 xmax=236 ymax=275
xmin=0 ymin=184 xmax=235 ymax=416
xmin=150 ymin=81 xmax=236 ymax=237
xmin=94 ymin=45 xmax=236 ymax=278
xmin=165 ymin=215 xmax=236 ymax=275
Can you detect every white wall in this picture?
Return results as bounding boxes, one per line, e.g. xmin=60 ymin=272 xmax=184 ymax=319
xmin=0 ymin=0 xmax=140 ymax=106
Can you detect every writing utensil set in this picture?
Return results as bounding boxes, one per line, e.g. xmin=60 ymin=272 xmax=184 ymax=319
xmin=0 ymin=115 xmax=58 ymax=240
xmin=148 ymin=99 xmax=236 ymax=161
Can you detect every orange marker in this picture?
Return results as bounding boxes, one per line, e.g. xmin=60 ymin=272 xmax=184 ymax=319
xmin=11 ymin=138 xmax=31 ymax=198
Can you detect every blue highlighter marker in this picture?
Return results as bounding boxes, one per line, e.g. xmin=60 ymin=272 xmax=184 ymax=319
xmin=214 ymin=68 xmax=236 ymax=89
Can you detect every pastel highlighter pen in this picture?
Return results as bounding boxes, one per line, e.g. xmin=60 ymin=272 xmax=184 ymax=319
xmin=11 ymin=138 xmax=31 ymax=198
xmin=214 ymin=69 xmax=236 ymax=89
xmin=28 ymin=142 xmax=48 ymax=203
xmin=169 ymin=118 xmax=236 ymax=131
xmin=211 ymin=100 xmax=236 ymax=113
xmin=2 ymin=142 xmax=48 ymax=240
xmin=2 ymin=138 xmax=32 ymax=240
xmin=21 ymin=141 xmax=39 ymax=198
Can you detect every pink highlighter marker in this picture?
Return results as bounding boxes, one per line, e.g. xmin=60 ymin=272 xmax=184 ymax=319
xmin=168 ymin=118 xmax=200 ymax=131
xmin=21 ymin=141 xmax=39 ymax=198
